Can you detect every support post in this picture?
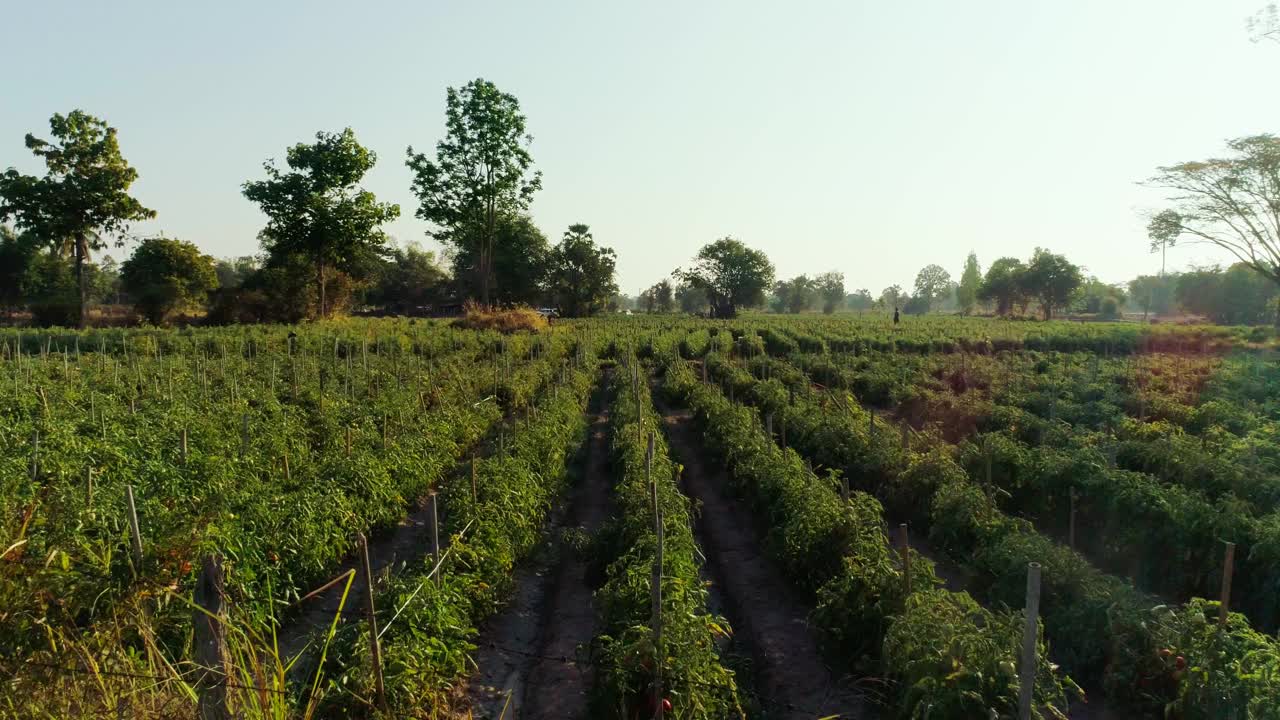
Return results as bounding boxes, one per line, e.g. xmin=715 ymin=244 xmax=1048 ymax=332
xmin=181 ymin=428 xmax=189 ymax=466
xmin=1219 ymin=542 xmax=1236 ymax=627
xmin=471 ymin=456 xmax=479 ymax=504
xmin=651 ymin=508 xmax=665 ymax=720
xmin=194 ymin=555 xmax=230 ymax=720
xmin=1018 ymin=562 xmax=1042 ymax=720
xmin=359 ymin=534 xmax=387 ymax=710
xmin=430 ymin=492 xmax=442 ymax=587
xmin=899 ymin=523 xmax=911 ymax=596
xmin=125 ymin=485 xmax=144 ymax=572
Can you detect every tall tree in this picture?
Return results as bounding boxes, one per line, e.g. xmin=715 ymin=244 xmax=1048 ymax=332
xmin=675 ymin=282 xmax=709 ymax=314
xmin=815 ymin=271 xmax=845 ymax=314
xmin=0 ymin=110 xmax=155 ymax=326
xmin=648 ymin=279 xmax=674 ymax=313
xmin=978 ymin=257 xmax=1026 ymax=315
xmin=1147 ymin=210 xmax=1181 ymax=277
xmin=771 ymin=275 xmax=817 ymax=314
xmin=547 ymin=224 xmax=617 ymax=317
xmin=912 ymin=264 xmax=952 ymax=312
xmin=845 ymin=288 xmax=875 ymax=311
xmin=957 ymin=252 xmax=982 ymax=314
xmin=879 ymin=284 xmax=905 ymax=309
xmin=407 ymin=78 xmax=542 ymax=305
xmin=1145 ymin=135 xmax=1280 ymax=290
xmin=449 ymin=212 xmax=550 ymax=305
xmin=370 ymin=242 xmax=449 ymax=313
xmin=1021 ymin=248 xmax=1083 ymax=320
xmin=243 ymin=128 xmax=399 ymax=318
xmin=1177 ymin=264 xmax=1278 ymax=325
xmin=120 ymin=236 xmax=218 ymax=324
xmin=674 ymin=237 xmax=775 ymax=319
xmin=1128 ymin=274 xmax=1177 ymax=321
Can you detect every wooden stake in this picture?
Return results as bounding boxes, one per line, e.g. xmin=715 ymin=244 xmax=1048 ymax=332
xmin=651 ymin=507 xmax=665 ymax=720
xmin=359 ymin=534 xmax=387 ymax=710
xmin=125 ymin=485 xmax=144 ymax=572
xmin=1219 ymin=542 xmax=1236 ymax=627
xmin=86 ymin=467 xmax=94 ymax=506
xmin=430 ymin=492 xmax=441 ymax=588
xmin=899 ymin=523 xmax=911 ymax=596
xmin=471 ymin=456 xmax=479 ymax=504
xmin=181 ymin=428 xmax=189 ymax=466
xmin=194 ymin=555 xmax=230 ymax=720
xmin=1018 ymin=562 xmax=1042 ymax=720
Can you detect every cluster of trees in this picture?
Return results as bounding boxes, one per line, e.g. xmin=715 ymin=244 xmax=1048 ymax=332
xmin=0 ymin=79 xmax=620 ymax=327
xmin=635 ymin=238 xmax=776 ymax=318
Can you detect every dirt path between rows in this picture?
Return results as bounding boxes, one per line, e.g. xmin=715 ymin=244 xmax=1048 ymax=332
xmin=654 ymin=391 xmax=869 ymax=720
xmin=460 ymin=372 xmax=615 ymax=720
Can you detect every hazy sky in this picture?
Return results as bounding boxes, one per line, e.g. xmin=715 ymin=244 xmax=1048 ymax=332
xmin=4 ymin=1 xmax=1278 ymax=297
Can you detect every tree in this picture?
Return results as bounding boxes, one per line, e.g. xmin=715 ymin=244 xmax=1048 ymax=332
xmin=771 ymin=275 xmax=817 ymax=314
xmin=1128 ymin=274 xmax=1177 ymax=320
xmin=650 ymin=280 xmax=674 ymax=313
xmin=1074 ymin=277 xmax=1126 ymax=319
xmin=120 ymin=236 xmax=218 ymax=324
xmin=0 ymin=225 xmax=39 ymax=316
xmin=1147 ymin=210 xmax=1181 ymax=277
xmin=879 ymin=284 xmax=905 ymax=309
xmin=214 ymin=256 xmax=260 ymax=290
xmin=912 ymin=264 xmax=952 ymax=313
xmin=1146 ymin=136 xmax=1280 ymax=291
xmin=1021 ymin=248 xmax=1082 ymax=320
xmin=673 ymin=237 xmax=775 ymax=319
xmin=0 ymin=110 xmax=155 ymax=326
xmin=957 ymin=252 xmax=982 ymax=314
xmin=547 ymin=224 xmax=617 ymax=317
xmin=448 ymin=212 xmax=549 ymax=306
xmin=978 ymin=257 xmax=1026 ymax=315
xmin=845 ymin=288 xmax=875 ymax=312
xmin=1177 ymin=264 xmax=1278 ymax=325
xmin=676 ymin=282 xmax=708 ymax=314
xmin=815 ymin=271 xmax=845 ymax=314
xmin=243 ymin=128 xmax=399 ymax=318
xmin=407 ymin=78 xmax=542 ymax=306
xmin=370 ymin=242 xmax=449 ymax=313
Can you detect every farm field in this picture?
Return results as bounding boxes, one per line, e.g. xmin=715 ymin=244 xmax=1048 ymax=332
xmin=3 ymin=315 xmax=1280 ymax=719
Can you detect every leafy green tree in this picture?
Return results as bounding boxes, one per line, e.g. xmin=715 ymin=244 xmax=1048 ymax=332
xmin=91 ymin=255 xmax=124 ymax=305
xmin=407 ymin=78 xmax=542 ymax=305
xmin=646 ymin=279 xmax=674 ymax=313
xmin=879 ymin=284 xmax=905 ymax=309
xmin=215 ymin=256 xmax=260 ymax=290
xmin=243 ymin=128 xmax=398 ymax=318
xmin=815 ymin=271 xmax=845 ymax=314
xmin=120 ymin=236 xmax=218 ymax=324
xmin=1146 ymin=136 xmax=1280 ymax=291
xmin=1074 ymin=277 xmax=1126 ymax=319
xmin=978 ymin=257 xmax=1027 ymax=315
xmin=845 ymin=288 xmax=875 ymax=311
xmin=912 ymin=264 xmax=952 ymax=312
xmin=957 ymin=252 xmax=982 ymax=314
xmin=449 ymin=212 xmax=550 ymax=306
xmin=0 ymin=225 xmax=40 ymax=316
xmin=547 ymin=224 xmax=617 ymax=317
xmin=0 ymin=110 xmax=155 ymax=326
xmin=675 ymin=282 xmax=708 ymax=314
xmin=370 ymin=242 xmax=449 ymax=313
xmin=674 ymin=237 xmax=775 ymax=319
xmin=1128 ymin=274 xmax=1177 ymax=320
xmin=1021 ymin=248 xmax=1083 ymax=320
xmin=771 ymin=275 xmax=817 ymax=313
xmin=1147 ymin=210 xmax=1181 ymax=276
xmin=1177 ymin=264 xmax=1278 ymax=325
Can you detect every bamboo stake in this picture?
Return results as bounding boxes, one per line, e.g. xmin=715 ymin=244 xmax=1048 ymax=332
xmin=1018 ymin=562 xmax=1042 ymax=720
xmin=359 ymin=534 xmax=387 ymax=710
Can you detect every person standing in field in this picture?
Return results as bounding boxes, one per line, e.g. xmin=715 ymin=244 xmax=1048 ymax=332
xmin=893 ymin=306 xmax=900 ymax=325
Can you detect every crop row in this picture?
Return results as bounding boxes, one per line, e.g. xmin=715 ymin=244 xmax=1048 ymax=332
xmin=705 ymin=347 xmax=1280 ymax=718
xmin=660 ymin=357 xmax=1077 ymax=718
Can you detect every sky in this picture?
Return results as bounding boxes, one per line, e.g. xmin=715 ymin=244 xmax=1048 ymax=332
xmin=4 ymin=0 xmax=1278 ymax=298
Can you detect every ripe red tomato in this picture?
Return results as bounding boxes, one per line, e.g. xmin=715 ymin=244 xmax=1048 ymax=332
xmin=662 ymin=698 xmax=672 ymax=712
xmin=1175 ymin=656 xmax=1187 ymax=670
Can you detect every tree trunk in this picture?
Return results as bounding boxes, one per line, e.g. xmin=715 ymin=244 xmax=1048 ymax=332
xmin=75 ymin=232 xmax=88 ymax=328
xmin=317 ymin=257 xmax=327 ymax=319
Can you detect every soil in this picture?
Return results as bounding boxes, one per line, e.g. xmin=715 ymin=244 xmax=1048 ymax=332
xmin=460 ymin=372 xmax=615 ymax=720
xmin=654 ymin=392 xmax=869 ymax=720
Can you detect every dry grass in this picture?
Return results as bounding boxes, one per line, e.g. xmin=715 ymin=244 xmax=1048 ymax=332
xmin=452 ymin=301 xmax=548 ymax=333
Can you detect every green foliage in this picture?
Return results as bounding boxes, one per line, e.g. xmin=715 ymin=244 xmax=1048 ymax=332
xmin=1022 ymin=248 xmax=1083 ymax=320
xmin=242 ymin=127 xmax=399 ymax=318
xmin=957 ymin=252 xmax=982 ymax=315
xmin=406 ymin=78 xmax=542 ymax=305
xmin=1177 ymin=263 xmax=1278 ymax=325
xmin=120 ymin=236 xmax=218 ymax=324
xmin=547 ymin=223 xmax=618 ymax=317
xmin=770 ymin=274 xmax=817 ymax=314
xmin=816 ymin=271 xmax=845 ymax=314
xmin=673 ymin=237 xmax=775 ymax=318
xmin=912 ymin=263 xmax=952 ymax=312
xmin=0 ymin=110 xmax=155 ymax=326
xmin=979 ymin=257 xmax=1027 ymax=316
xmin=367 ymin=242 xmax=449 ymax=313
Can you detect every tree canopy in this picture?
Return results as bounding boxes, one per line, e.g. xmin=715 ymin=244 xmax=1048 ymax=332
xmin=1022 ymin=248 xmax=1083 ymax=320
xmin=242 ymin=128 xmax=399 ymax=318
xmin=978 ymin=257 xmax=1027 ymax=315
xmin=815 ymin=271 xmax=845 ymax=314
xmin=546 ymin=224 xmax=617 ymax=317
xmin=1146 ymin=135 xmax=1280 ymax=289
xmin=913 ymin=264 xmax=952 ymax=312
xmin=674 ymin=237 xmax=775 ymax=319
xmin=120 ymin=236 xmax=218 ymax=324
xmin=407 ymin=78 xmax=541 ymax=305
xmin=957 ymin=252 xmax=981 ymax=315
xmin=0 ymin=110 xmax=155 ymax=326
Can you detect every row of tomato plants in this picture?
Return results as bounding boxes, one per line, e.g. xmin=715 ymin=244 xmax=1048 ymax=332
xmin=765 ymin=345 xmax=1280 ymax=634
xmin=710 ymin=348 xmax=1280 ymax=718
xmin=314 ymin=342 xmax=600 ymax=716
xmin=0 ymin=325 xmax=579 ymax=710
xmin=590 ymin=353 xmax=743 ymax=718
xmin=658 ymin=356 xmax=1078 ymax=719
